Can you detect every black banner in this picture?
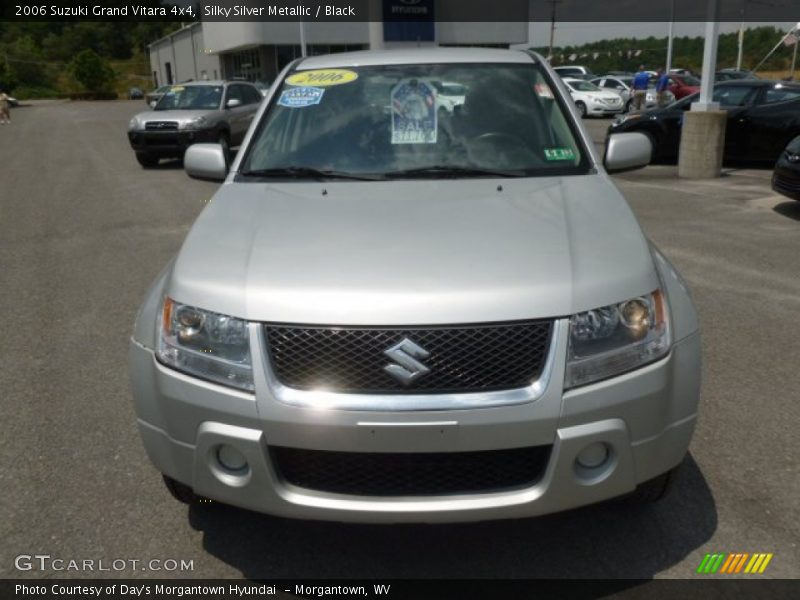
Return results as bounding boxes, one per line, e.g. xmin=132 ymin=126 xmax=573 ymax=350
xmin=3 ymin=0 xmax=800 ymax=22
xmin=2 ymin=579 xmax=800 ymax=600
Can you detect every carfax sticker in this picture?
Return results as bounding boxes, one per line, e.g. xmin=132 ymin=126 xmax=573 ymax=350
xmin=391 ymin=80 xmax=437 ymax=144
xmin=278 ymin=86 xmax=325 ymax=108
xmin=286 ymin=69 xmax=358 ymax=87
xmin=544 ymin=147 xmax=576 ymax=161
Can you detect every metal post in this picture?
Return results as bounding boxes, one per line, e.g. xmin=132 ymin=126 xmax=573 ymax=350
xmin=792 ymin=40 xmax=799 ymax=80
xmin=299 ymin=21 xmax=307 ymax=57
xmin=736 ymin=1 xmax=746 ymax=71
xmin=693 ymin=0 xmax=720 ymax=112
xmin=666 ymin=0 xmax=675 ymax=74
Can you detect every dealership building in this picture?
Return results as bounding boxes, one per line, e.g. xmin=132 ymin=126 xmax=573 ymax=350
xmin=148 ymin=3 xmax=529 ymax=87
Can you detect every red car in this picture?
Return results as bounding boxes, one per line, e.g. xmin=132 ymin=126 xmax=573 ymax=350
xmin=667 ymin=74 xmax=701 ymax=99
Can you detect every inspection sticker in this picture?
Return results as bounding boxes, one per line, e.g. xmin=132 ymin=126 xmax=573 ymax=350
xmin=544 ymin=147 xmax=576 ymax=161
xmin=391 ymin=80 xmax=437 ymax=144
xmin=535 ymin=83 xmax=553 ymax=99
xmin=286 ymin=69 xmax=358 ymax=87
xmin=278 ymin=86 xmax=325 ymax=108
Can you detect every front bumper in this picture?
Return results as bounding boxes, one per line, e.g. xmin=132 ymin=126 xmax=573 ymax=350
xmin=128 ymin=129 xmax=217 ymax=157
xmin=588 ymin=102 xmax=624 ymax=115
xmin=129 ymin=322 xmax=701 ymax=523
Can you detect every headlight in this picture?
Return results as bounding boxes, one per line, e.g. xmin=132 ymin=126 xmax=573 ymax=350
xmin=128 ymin=117 xmax=138 ymax=131
xmin=180 ymin=116 xmax=208 ymax=130
xmin=565 ymin=289 xmax=671 ymax=389
xmin=157 ymin=298 xmax=254 ymax=392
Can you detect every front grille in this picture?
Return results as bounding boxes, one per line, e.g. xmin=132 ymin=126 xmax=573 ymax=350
xmin=264 ymin=321 xmax=553 ymax=394
xmin=145 ymin=121 xmax=178 ymax=130
xmin=773 ymin=173 xmax=800 ymax=195
xmin=271 ymin=446 xmax=551 ymax=496
xmin=145 ymin=134 xmax=179 ymax=146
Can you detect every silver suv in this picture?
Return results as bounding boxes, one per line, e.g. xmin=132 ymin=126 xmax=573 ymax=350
xmin=127 ymin=80 xmax=262 ymax=168
xmin=129 ymin=49 xmax=701 ymax=522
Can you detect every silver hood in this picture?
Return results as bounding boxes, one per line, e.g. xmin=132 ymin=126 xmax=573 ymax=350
xmin=134 ymin=109 xmax=214 ymax=126
xmin=168 ymin=177 xmax=659 ymax=325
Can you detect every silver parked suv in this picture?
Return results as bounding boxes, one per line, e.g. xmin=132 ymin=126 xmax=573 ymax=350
xmin=129 ymin=49 xmax=701 ymax=522
xmin=127 ymin=80 xmax=262 ymax=168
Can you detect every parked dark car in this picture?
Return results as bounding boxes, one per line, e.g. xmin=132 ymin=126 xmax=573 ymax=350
xmin=608 ymin=80 xmax=800 ymax=164
xmin=716 ymin=70 xmax=759 ymax=82
xmin=129 ymin=87 xmax=144 ymax=100
xmin=772 ymin=135 xmax=800 ymax=200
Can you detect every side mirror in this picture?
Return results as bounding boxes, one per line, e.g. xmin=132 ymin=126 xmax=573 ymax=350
xmin=226 ymin=98 xmax=242 ymax=109
xmin=184 ymin=143 xmax=227 ymax=181
xmin=604 ymin=132 xmax=652 ymax=173
xmin=149 ymin=100 xmax=157 ymax=108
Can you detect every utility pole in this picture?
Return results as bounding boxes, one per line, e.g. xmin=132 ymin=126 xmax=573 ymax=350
xmin=666 ymin=0 xmax=675 ymax=73
xmin=792 ymin=34 xmax=799 ymax=80
xmin=736 ymin=0 xmax=746 ymax=71
xmin=547 ymin=0 xmax=562 ymax=60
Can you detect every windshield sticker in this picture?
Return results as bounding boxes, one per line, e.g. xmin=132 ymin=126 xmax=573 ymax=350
xmin=391 ymin=80 xmax=437 ymax=145
xmin=535 ymin=83 xmax=553 ymax=99
xmin=286 ymin=69 xmax=358 ymax=87
xmin=169 ymin=86 xmax=184 ymax=93
xmin=544 ymin=147 xmax=576 ymax=161
xmin=278 ymin=86 xmax=325 ymax=108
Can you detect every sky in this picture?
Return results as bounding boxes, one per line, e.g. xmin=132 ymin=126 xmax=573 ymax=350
xmin=523 ymin=21 xmax=797 ymax=47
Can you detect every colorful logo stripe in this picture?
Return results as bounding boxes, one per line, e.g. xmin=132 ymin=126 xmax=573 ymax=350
xmin=696 ymin=553 xmax=773 ymax=574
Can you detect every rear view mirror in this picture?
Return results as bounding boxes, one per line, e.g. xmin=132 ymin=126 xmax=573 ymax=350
xmin=604 ymin=132 xmax=652 ymax=173
xmin=184 ymin=144 xmax=227 ymax=181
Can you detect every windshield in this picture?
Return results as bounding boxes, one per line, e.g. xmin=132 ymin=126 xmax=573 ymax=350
xmin=155 ymin=85 xmax=223 ymax=111
xmin=241 ymin=63 xmax=588 ymax=178
xmin=568 ymin=80 xmax=601 ymax=92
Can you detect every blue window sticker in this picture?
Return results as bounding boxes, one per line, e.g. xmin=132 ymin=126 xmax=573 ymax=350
xmin=391 ymin=80 xmax=437 ymax=144
xmin=278 ymin=86 xmax=325 ymax=108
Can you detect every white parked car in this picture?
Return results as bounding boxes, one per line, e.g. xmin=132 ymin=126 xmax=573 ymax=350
xmin=562 ymin=77 xmax=624 ymax=117
xmin=432 ymin=80 xmax=467 ymax=113
xmin=591 ymin=76 xmax=676 ymax=111
xmin=554 ymin=65 xmax=594 ymax=79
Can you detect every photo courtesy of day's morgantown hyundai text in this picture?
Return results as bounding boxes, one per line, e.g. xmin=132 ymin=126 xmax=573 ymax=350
xmin=129 ymin=48 xmax=701 ymax=523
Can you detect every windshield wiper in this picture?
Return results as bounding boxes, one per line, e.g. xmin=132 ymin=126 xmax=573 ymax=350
xmin=238 ymin=167 xmax=382 ymax=181
xmin=383 ymin=165 xmax=527 ymax=178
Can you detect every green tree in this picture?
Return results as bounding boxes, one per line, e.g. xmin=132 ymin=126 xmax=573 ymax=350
xmin=0 ymin=59 xmax=18 ymax=93
xmin=69 ymin=48 xmax=116 ymax=93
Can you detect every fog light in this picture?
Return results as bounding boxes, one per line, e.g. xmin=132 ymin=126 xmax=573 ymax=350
xmin=576 ymin=442 xmax=609 ymax=469
xmin=216 ymin=445 xmax=247 ymax=472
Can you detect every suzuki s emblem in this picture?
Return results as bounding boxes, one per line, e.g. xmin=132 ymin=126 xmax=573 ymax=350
xmin=383 ymin=338 xmax=430 ymax=385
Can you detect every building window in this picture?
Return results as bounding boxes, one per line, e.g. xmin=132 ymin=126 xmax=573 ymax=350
xmin=165 ymin=62 xmax=173 ymax=84
xmin=228 ymin=48 xmax=261 ymax=81
xmin=153 ymin=71 xmax=158 ymax=87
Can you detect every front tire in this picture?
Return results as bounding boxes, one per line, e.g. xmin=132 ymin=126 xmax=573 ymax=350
xmin=575 ymin=101 xmax=587 ymax=118
xmin=135 ymin=152 xmax=159 ymax=168
xmin=628 ymin=466 xmax=678 ymax=504
xmin=162 ymin=475 xmax=203 ymax=504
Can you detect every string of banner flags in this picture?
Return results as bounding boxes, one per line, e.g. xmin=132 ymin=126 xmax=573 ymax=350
xmin=547 ymin=50 xmax=644 ymax=62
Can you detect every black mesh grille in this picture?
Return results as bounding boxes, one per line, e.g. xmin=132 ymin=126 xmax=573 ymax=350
xmin=271 ymin=446 xmax=551 ymax=496
xmin=264 ymin=321 xmax=553 ymax=393
xmin=145 ymin=121 xmax=178 ymax=130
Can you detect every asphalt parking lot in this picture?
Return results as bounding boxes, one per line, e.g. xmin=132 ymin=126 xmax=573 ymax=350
xmin=1 ymin=101 xmax=798 ymax=581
